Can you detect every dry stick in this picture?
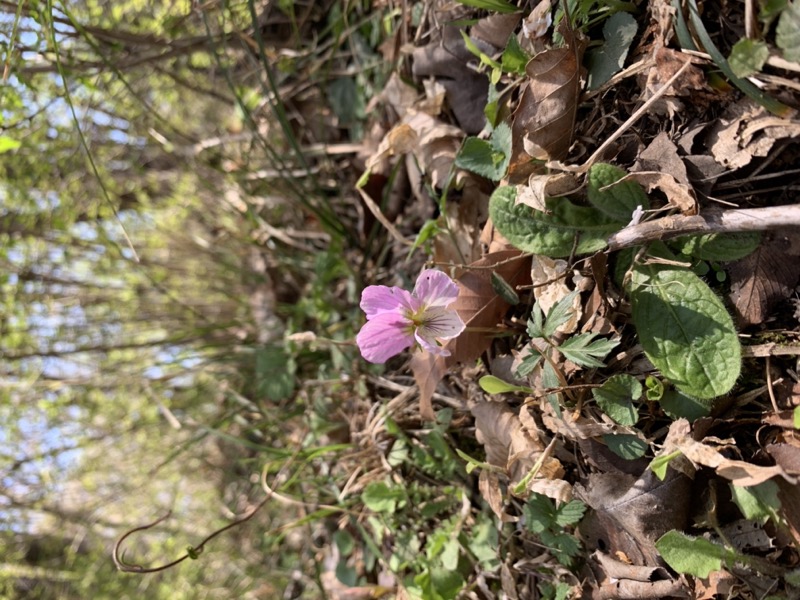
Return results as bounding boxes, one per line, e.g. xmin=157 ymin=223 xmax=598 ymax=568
xmin=607 ymin=205 xmax=800 ymax=250
xmin=356 ymin=186 xmax=411 ymax=247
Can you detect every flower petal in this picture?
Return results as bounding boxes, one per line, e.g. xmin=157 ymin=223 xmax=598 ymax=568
xmin=356 ymin=312 xmax=415 ymax=363
xmin=415 ymin=330 xmax=451 ymax=357
xmin=419 ymin=306 xmax=466 ymax=340
xmin=360 ymin=285 xmax=416 ymax=319
xmin=413 ymin=269 xmax=459 ymax=308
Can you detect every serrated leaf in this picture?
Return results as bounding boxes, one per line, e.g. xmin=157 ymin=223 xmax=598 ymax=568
xmin=527 ymin=302 xmax=545 ymax=338
xmin=554 ymin=499 xmax=587 ymax=527
xmin=559 ymin=334 xmax=619 ymax=368
xmin=593 ymin=374 xmax=642 ymax=426
xmin=604 ymin=434 xmax=648 ymax=460
xmin=777 ymin=1 xmax=800 ymax=61
xmin=479 ymin=375 xmax=532 ymax=394
xmin=587 ymin=163 xmax=650 ymax=222
xmin=525 ymin=493 xmax=556 ymax=533
xmin=362 ymin=481 xmax=405 ymax=513
xmin=514 ymin=348 xmax=543 ymax=377
xmin=656 ymin=530 xmax=732 ymax=577
xmin=675 ymin=232 xmax=762 ymax=262
xmin=455 ymin=0 xmax=520 ymax=14
xmin=586 ymin=12 xmax=638 ymax=89
xmin=629 ymin=245 xmax=741 ymax=399
xmin=659 ymin=389 xmax=712 ymax=421
xmin=502 ymin=33 xmax=530 ymax=74
xmin=489 ymin=186 xmax=618 ymax=257
xmin=729 ymin=38 xmax=769 ymax=77
xmin=543 ymin=291 xmax=579 ymax=338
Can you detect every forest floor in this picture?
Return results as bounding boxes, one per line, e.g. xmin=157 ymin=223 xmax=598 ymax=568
xmin=320 ymin=0 xmax=800 ymax=598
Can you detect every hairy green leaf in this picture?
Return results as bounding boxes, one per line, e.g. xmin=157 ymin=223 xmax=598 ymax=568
xmin=587 ymin=163 xmax=650 ymax=222
xmin=777 ymin=0 xmax=800 ymax=61
xmin=729 ymin=38 xmax=769 ymax=77
xmin=730 ymin=481 xmax=781 ymax=523
xmin=674 ymin=232 xmax=762 ymax=262
xmin=592 ymin=374 xmax=641 ymax=426
xmin=656 ymin=530 xmax=732 ymax=577
xmin=604 ymin=434 xmax=648 ymax=460
xmin=659 ymin=389 xmax=712 ymax=420
xmin=502 ymin=34 xmax=530 ymax=74
xmin=629 ymin=245 xmax=741 ymax=399
xmin=489 ymin=186 xmax=618 ymax=257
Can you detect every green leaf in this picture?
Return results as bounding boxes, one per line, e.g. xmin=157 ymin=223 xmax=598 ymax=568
xmin=761 ymin=0 xmax=788 ymax=27
xmin=489 ymin=186 xmax=618 ymax=257
xmin=650 ymin=450 xmax=682 ymax=480
xmin=514 ymin=348 xmax=543 ymax=377
xmin=604 ymin=434 xmax=648 ymax=460
xmin=558 ymin=334 xmax=619 ymax=368
xmin=586 ymin=12 xmax=638 ymax=89
xmin=455 ymin=0 xmax=521 ymax=13
xmin=524 ymin=493 xmax=557 ymax=533
xmin=554 ymin=499 xmax=587 ymax=527
xmin=527 ymin=301 xmax=545 ymax=338
xmin=479 ymin=375 xmax=532 ymax=394
xmin=629 ymin=244 xmax=741 ymax=399
xmin=674 ymin=232 xmax=762 ymax=262
xmin=255 ymin=345 xmax=296 ymax=401
xmin=794 ymin=405 xmax=800 ymax=428
xmin=456 ymin=122 xmax=512 ymax=181
xmin=362 ymin=481 xmax=406 ymax=513
xmin=587 ymin=163 xmax=650 ymax=222
xmin=728 ymin=38 xmax=770 ymax=77
xmin=502 ymin=34 xmax=530 ymax=74
xmin=543 ymin=291 xmax=579 ymax=338
xmin=777 ymin=1 xmax=800 ymax=61
xmin=656 ymin=530 xmax=732 ymax=577
xmin=0 ymin=136 xmax=21 ymax=154
xmin=491 ymin=270 xmax=520 ymax=305
xmin=659 ymin=389 xmax=712 ymax=421
xmin=730 ymin=480 xmax=781 ymax=523
xmin=645 ymin=375 xmax=664 ymax=401
xmin=592 ymin=374 xmax=642 ymax=426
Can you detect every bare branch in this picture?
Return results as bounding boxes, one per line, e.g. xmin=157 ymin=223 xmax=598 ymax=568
xmin=607 ymin=205 xmax=800 ymax=251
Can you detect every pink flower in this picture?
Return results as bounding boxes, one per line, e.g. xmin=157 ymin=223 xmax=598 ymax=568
xmin=356 ymin=269 xmax=466 ymax=364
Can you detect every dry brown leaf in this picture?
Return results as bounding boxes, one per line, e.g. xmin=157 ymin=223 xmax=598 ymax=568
xmin=411 ymin=251 xmax=531 ymax=419
xmin=623 ymin=171 xmax=697 ymax=215
xmin=471 ymin=12 xmax=521 ymax=48
xmin=640 ymin=47 xmax=708 ymax=115
xmin=411 ymin=25 xmax=491 ymax=134
xmin=541 ymin=400 xmax=636 ymax=441
xmin=577 ymin=468 xmax=692 ymax=567
xmin=433 ymin=177 xmax=488 ymax=267
xmin=728 ymin=230 xmax=800 ymax=327
xmin=663 ymin=419 xmax=796 ymax=487
xmin=479 ymin=470 xmax=515 ymax=522
xmin=709 ymin=100 xmax=800 ymax=169
xmin=630 ymin=131 xmax=697 ymax=214
xmin=472 ymin=400 xmax=565 ymax=498
xmin=516 ymin=172 xmax=579 ymax=211
xmin=508 ymin=31 xmax=583 ymax=179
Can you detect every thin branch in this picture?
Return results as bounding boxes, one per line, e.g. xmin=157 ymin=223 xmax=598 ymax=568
xmin=606 ymin=205 xmax=800 ymax=251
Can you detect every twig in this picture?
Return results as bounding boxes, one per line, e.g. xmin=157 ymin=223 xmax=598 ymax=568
xmin=607 ymin=205 xmax=800 ymax=251
xmin=356 ymin=186 xmax=411 ymax=247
